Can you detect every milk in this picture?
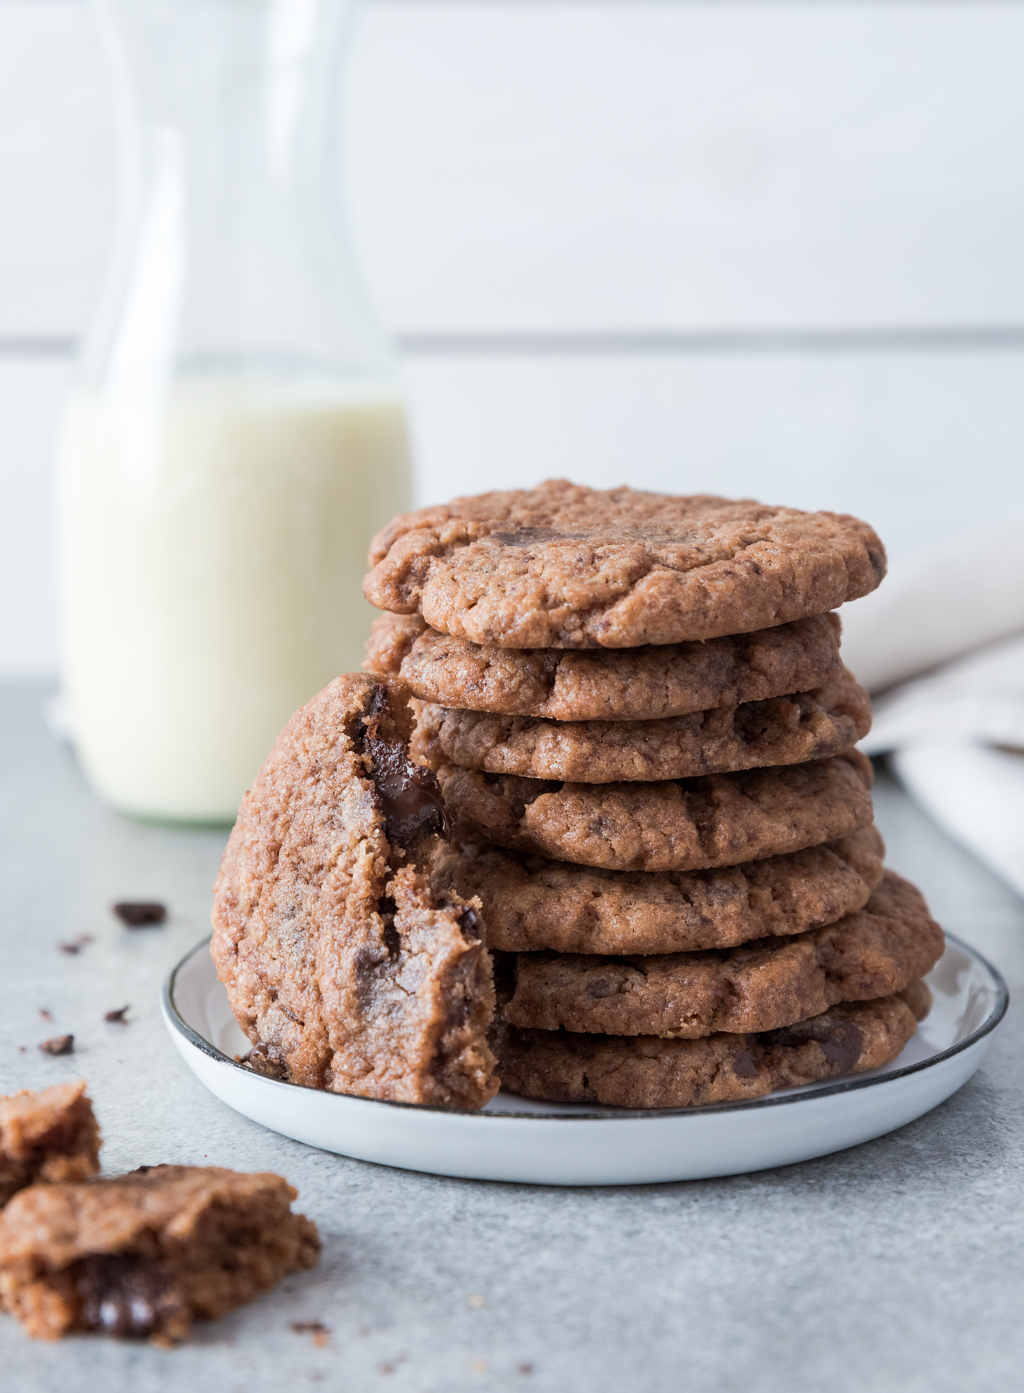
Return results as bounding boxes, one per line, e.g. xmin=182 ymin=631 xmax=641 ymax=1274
xmin=57 ymin=378 xmax=410 ymax=823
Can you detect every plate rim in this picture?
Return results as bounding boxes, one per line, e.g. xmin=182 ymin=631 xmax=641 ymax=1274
xmin=163 ymin=932 xmax=1009 ymax=1124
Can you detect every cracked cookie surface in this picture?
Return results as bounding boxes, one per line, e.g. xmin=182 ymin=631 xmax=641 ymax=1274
xmin=413 ymin=669 xmax=871 ymax=782
xmin=437 ymin=750 xmax=875 ymax=873
xmin=365 ymin=611 xmax=845 ymax=721
xmin=430 ymin=826 xmax=885 ymax=954
xmin=502 ymin=871 xmax=944 ymax=1037
xmin=363 ymin=480 xmax=886 ymax=648
xmin=211 ymin=674 xmax=497 ymax=1108
xmin=495 ymin=990 xmax=925 ymax=1108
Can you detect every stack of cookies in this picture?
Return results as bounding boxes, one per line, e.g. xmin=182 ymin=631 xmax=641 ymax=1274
xmin=363 ymin=480 xmax=945 ymax=1109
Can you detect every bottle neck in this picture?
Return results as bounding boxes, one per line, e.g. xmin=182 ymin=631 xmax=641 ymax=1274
xmin=87 ymin=0 xmax=393 ymax=395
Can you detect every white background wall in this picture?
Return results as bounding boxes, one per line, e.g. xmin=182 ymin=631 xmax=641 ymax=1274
xmin=2 ymin=0 xmax=1024 ymax=675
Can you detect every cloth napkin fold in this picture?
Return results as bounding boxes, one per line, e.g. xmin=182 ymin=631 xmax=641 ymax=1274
xmin=839 ymin=515 xmax=1024 ymax=898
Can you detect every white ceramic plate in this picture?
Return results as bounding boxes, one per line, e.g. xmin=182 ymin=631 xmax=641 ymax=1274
xmin=162 ymin=936 xmax=1007 ymax=1186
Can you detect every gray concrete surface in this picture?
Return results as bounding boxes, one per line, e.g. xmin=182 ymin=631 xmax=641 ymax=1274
xmin=1 ymin=682 xmax=1021 ymax=1393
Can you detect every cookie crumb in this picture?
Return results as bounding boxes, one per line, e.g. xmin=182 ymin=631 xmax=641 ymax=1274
xmin=113 ymin=901 xmax=167 ymax=927
xmin=518 ymin=1364 xmax=534 ymax=1376
xmin=470 ymin=1359 xmax=489 ymax=1375
xmin=104 ymin=1006 xmax=130 ymax=1024
xmin=39 ymin=1009 xmax=52 ymax=1021
xmin=58 ymin=935 xmax=93 ymax=955
xmin=467 ymin=1294 xmax=486 ymax=1309
xmin=38 ymin=1034 xmax=74 ymax=1056
xmin=292 ymin=1320 xmax=330 ymax=1348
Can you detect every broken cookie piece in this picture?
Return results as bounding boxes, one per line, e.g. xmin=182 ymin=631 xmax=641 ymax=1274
xmin=0 ymin=1164 xmax=319 ymax=1344
xmin=211 ymin=674 xmax=497 ymax=1109
xmin=0 ymin=1081 xmax=100 ymax=1206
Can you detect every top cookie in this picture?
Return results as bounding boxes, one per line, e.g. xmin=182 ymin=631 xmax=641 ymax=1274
xmin=211 ymin=674 xmax=497 ymax=1110
xmin=364 ymin=480 xmax=886 ymax=649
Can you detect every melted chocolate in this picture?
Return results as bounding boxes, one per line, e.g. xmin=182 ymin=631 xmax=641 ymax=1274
xmin=240 ymin=1042 xmax=289 ymax=1081
xmin=367 ymin=736 xmax=450 ymax=847
xmin=458 ymin=906 xmax=483 ymax=941
xmin=490 ymin=527 xmax=587 ymax=547
xmin=353 ymin=682 xmax=451 ymax=847
xmin=76 ymin=1254 xmax=172 ymax=1338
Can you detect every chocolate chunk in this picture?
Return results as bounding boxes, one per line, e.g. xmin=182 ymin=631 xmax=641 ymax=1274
xmin=39 ymin=1034 xmax=74 ymax=1056
xmin=240 ymin=1042 xmax=289 ymax=1080
xmin=818 ymin=1023 xmax=864 ymax=1073
xmin=352 ymin=682 xmax=451 ymax=849
xmin=768 ymin=1018 xmax=865 ymax=1074
xmin=458 ymin=906 xmax=483 ymax=941
xmin=104 ymin=1006 xmax=130 ymax=1024
xmin=112 ymin=902 xmax=167 ymax=927
xmin=367 ymin=735 xmax=451 ymax=848
xmin=732 ymin=1047 xmax=759 ymax=1080
xmin=76 ymin=1254 xmax=174 ymax=1338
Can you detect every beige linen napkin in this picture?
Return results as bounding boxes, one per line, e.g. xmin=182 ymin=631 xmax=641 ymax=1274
xmin=841 ymin=516 xmax=1024 ymax=897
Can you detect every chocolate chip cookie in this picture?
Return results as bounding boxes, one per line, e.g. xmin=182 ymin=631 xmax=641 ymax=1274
xmin=364 ymin=480 xmax=886 ymax=648
xmin=211 ymin=674 xmax=498 ymax=1109
xmin=437 ymin=750 xmax=875 ymax=872
xmin=431 ymin=826 xmax=885 ymax=954
xmin=0 ymin=1165 xmax=319 ymax=1344
xmin=365 ymin=611 xmax=844 ymax=722
xmin=501 ymin=871 xmax=943 ymax=1038
xmin=0 ymin=1082 xmax=100 ymax=1206
xmin=495 ymin=989 xmax=926 ymax=1108
xmin=413 ymin=669 xmax=871 ymax=782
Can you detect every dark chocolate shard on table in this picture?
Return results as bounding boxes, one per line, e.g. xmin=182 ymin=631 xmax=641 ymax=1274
xmin=112 ymin=901 xmax=167 ymax=927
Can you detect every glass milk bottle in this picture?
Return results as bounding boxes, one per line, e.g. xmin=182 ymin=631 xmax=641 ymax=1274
xmin=58 ymin=0 xmax=410 ymax=823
